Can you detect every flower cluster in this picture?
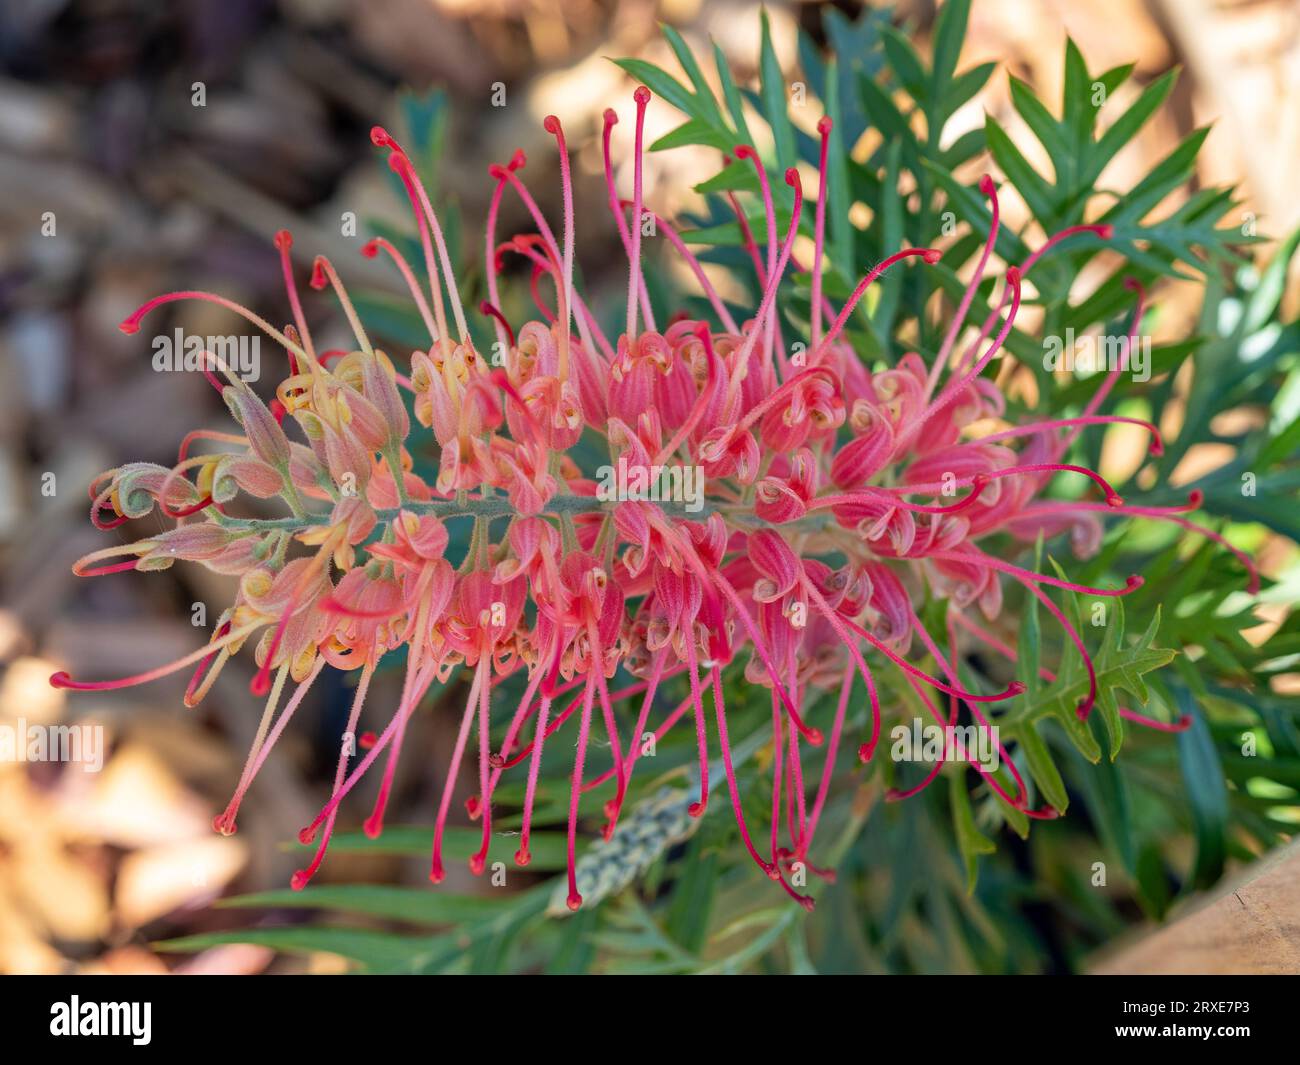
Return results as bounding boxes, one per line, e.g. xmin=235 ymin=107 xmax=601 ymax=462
xmin=54 ymin=88 xmax=1256 ymax=911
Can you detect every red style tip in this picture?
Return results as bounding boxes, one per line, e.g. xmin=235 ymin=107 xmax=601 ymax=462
xmin=817 ymin=115 xmax=833 ymax=134
xmin=1125 ymin=575 xmax=1144 ymax=591
xmin=290 ymin=870 xmax=309 ymax=891
xmin=119 ymin=317 xmax=141 ymax=335
xmin=465 ymin=795 xmax=481 ymax=818
xmin=784 ymin=167 xmax=800 ymax=188
xmin=733 ymin=144 xmax=757 ymax=161
xmin=310 ymin=257 xmax=328 ymax=290
xmin=274 ymin=229 xmax=293 ymax=252
xmin=921 ymin=248 xmax=942 ymax=265
xmin=603 ymin=108 xmax=618 ymax=127
xmin=429 ymin=866 xmax=445 ymax=885
xmin=857 ymin=741 xmax=875 ymax=762
xmin=479 ymin=300 xmax=516 ymax=347
xmin=362 ymin=813 xmax=384 ymax=839
xmin=978 ymin=174 xmax=996 ymax=195
xmin=1006 ymin=680 xmax=1027 ymax=696
xmin=797 ymin=896 xmax=816 ymax=913
xmin=359 ymin=731 xmax=377 ymax=749
xmin=250 ymin=671 xmax=272 ymax=698
xmin=370 ymin=125 xmax=396 ymax=149
xmin=49 ymin=671 xmax=71 ymax=689
xmin=633 ymin=85 xmax=651 ymax=105
xmin=468 ymin=854 xmax=485 ymax=876
xmin=1006 ymin=265 xmax=1022 ymax=283
xmin=488 ymin=752 xmax=505 ymax=769
xmin=806 ymin=726 xmax=824 ymax=746
xmin=566 ymin=892 xmax=583 ymax=911
xmin=1097 ymin=224 xmax=1115 ymax=239
xmin=543 ymin=114 xmax=560 ymax=135
xmin=687 ymin=801 xmax=705 ymax=818
xmin=360 ymin=239 xmax=380 ymax=259
xmin=1186 ymin=489 xmax=1204 ymax=508
xmin=212 ymin=813 xmax=236 ymax=836
xmin=297 ymin=826 xmax=317 ymax=845
xmin=1106 ymin=493 xmax=1125 ymax=507
xmin=514 ymin=848 xmax=531 ymax=867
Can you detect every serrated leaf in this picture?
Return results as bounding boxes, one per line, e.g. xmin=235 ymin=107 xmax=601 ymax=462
xmin=661 ymin=24 xmax=724 ymax=127
xmin=1080 ymin=69 xmax=1177 ymax=189
xmin=1011 ymin=600 xmax=1176 ymax=760
xmin=985 ymin=115 xmax=1059 ymax=224
xmin=1008 ymin=75 xmax=1069 ymax=179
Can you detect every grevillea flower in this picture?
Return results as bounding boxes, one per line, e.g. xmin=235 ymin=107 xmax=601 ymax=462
xmin=54 ymin=90 xmax=1259 ymax=912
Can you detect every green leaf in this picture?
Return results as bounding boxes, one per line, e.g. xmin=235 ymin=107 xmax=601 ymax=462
xmin=1009 ymin=601 xmax=1177 ymax=762
xmin=661 ymin=24 xmax=724 ymax=127
xmin=713 ymin=40 xmax=754 ymax=144
xmin=930 ymin=0 xmax=971 ymax=109
xmin=155 ymin=928 xmax=419 ymax=971
xmin=1019 ymin=724 xmax=1069 ymax=814
xmin=949 ymin=772 xmax=996 ymax=893
xmin=613 ymin=58 xmax=702 ymax=120
xmin=217 ymin=885 xmax=512 ymax=925
xmin=1174 ymin=686 xmax=1230 ymax=889
xmin=664 ymin=832 xmax=719 ymax=952
xmin=759 ymin=8 xmax=796 ymax=170
xmin=824 ymin=59 xmax=854 ymax=279
xmin=984 ymin=115 xmax=1059 ymax=224
xmin=1080 ymin=69 xmax=1178 ymax=189
xmin=942 ymin=61 xmax=996 ymax=120
xmin=650 ymin=118 xmax=732 ymax=153
xmin=1243 ymin=225 xmax=1300 ymax=334
xmin=1008 ymin=75 xmax=1069 ymax=179
xmin=880 ymin=25 xmax=927 ymax=102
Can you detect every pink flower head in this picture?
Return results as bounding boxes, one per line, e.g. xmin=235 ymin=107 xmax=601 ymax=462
xmin=55 ymin=88 xmax=1258 ymax=913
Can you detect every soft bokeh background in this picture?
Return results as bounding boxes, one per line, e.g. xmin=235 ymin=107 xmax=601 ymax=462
xmin=1 ymin=0 xmax=1297 ymax=974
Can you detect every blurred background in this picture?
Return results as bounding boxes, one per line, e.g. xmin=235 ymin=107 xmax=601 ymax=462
xmin=1 ymin=0 xmax=1297 ymax=974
